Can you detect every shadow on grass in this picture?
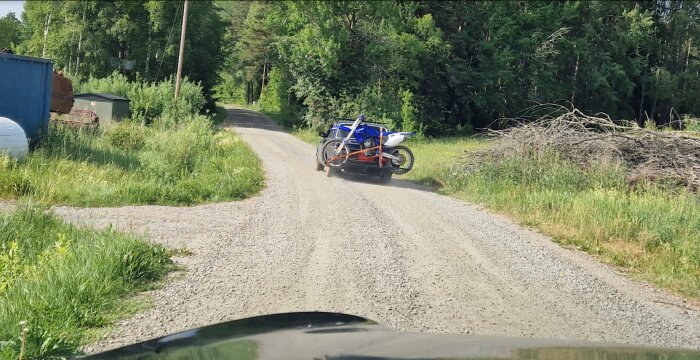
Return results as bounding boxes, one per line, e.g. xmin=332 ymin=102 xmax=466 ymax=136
xmin=41 ymin=126 xmax=141 ymax=171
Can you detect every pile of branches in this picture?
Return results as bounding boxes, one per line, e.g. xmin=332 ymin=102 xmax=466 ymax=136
xmin=484 ymin=106 xmax=700 ymax=191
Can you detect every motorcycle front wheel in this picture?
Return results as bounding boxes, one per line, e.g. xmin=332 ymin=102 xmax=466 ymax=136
xmin=387 ymin=145 xmax=414 ymax=174
xmin=321 ymin=139 xmax=350 ymax=167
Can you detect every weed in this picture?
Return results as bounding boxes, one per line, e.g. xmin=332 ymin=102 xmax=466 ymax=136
xmin=0 ymin=206 xmax=172 ymax=359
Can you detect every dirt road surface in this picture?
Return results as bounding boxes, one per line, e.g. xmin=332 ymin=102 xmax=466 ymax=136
xmin=54 ymin=107 xmax=699 ymax=353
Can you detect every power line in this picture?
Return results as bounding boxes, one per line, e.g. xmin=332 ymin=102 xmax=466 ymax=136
xmin=153 ymin=1 xmax=182 ymax=84
xmin=213 ymin=1 xmax=235 ymax=20
xmin=144 ymin=1 xmax=182 ymax=124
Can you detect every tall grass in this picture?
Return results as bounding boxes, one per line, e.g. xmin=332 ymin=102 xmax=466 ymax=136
xmin=0 ymin=116 xmax=264 ymax=206
xmin=0 ymin=206 xmax=172 ymax=359
xmin=398 ymin=137 xmax=491 ymax=187
xmin=408 ymin=140 xmax=700 ymax=299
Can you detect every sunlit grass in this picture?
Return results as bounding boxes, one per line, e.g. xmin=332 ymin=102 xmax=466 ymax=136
xmin=397 ymin=137 xmax=491 ymax=187
xmin=0 ymin=206 xmax=172 ymax=359
xmin=0 ymin=117 xmax=264 ymax=207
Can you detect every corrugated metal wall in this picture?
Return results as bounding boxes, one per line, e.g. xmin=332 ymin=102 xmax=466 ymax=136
xmin=0 ymin=53 xmax=53 ymax=146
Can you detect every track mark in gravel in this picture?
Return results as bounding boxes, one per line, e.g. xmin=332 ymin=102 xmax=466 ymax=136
xmin=50 ymin=106 xmax=699 ymax=353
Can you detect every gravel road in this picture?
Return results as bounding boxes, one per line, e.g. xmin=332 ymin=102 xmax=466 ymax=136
xmin=53 ymin=106 xmax=699 ymax=353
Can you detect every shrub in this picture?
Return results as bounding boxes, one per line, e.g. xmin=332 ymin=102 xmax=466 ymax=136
xmin=140 ymin=115 xmax=213 ymax=183
xmin=401 ymin=90 xmax=419 ymax=133
xmin=214 ymin=72 xmax=248 ymax=105
xmin=443 ymin=139 xmax=700 ymax=297
xmin=105 ymin=122 xmax=146 ymax=151
xmin=76 ymin=73 xmax=206 ymax=123
xmin=684 ymin=116 xmax=700 ymax=132
xmin=259 ymin=67 xmax=289 ymax=116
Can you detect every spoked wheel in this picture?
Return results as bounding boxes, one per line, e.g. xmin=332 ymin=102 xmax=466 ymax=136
xmin=321 ymin=140 xmax=350 ymax=168
xmin=387 ymin=145 xmax=414 ymax=174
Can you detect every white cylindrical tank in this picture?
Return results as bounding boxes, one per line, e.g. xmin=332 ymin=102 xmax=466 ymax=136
xmin=0 ymin=117 xmax=29 ymax=160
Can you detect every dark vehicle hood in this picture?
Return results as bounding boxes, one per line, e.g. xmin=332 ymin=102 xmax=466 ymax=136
xmin=85 ymin=312 xmax=698 ymax=360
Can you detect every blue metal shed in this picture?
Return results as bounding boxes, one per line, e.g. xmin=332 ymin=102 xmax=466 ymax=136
xmin=0 ymin=52 xmax=53 ymax=147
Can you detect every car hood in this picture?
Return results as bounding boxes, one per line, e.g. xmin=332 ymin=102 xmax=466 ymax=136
xmin=85 ymin=312 xmax=698 ymax=360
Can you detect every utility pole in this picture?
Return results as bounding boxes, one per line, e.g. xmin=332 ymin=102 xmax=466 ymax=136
xmin=174 ymin=0 xmax=189 ymax=99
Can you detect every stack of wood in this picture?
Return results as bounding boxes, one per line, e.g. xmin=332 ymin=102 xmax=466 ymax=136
xmin=485 ymin=107 xmax=700 ymax=191
xmin=50 ymin=110 xmax=99 ymax=128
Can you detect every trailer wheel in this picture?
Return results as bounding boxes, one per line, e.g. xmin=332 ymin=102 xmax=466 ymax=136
xmin=379 ymin=171 xmax=393 ymax=183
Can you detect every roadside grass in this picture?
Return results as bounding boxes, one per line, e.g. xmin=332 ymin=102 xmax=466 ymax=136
xmin=290 ymin=128 xmax=319 ymax=145
xmin=0 ymin=116 xmax=264 ymax=207
xmin=397 ymin=137 xmax=491 ymax=187
xmin=0 ymin=205 xmax=173 ymax=359
xmin=407 ymin=138 xmax=699 ymax=298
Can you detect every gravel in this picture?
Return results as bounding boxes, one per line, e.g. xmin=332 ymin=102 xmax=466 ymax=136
xmin=50 ymin=106 xmax=699 ymax=353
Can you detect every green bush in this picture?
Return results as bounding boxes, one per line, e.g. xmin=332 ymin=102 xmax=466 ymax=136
xmin=684 ymin=116 xmax=700 ymax=132
xmin=214 ymin=72 xmax=248 ymax=105
xmin=105 ymin=122 xmax=146 ymax=151
xmin=401 ymin=90 xmax=419 ymax=133
xmin=0 ymin=206 xmax=172 ymax=359
xmin=142 ymin=115 xmax=215 ymax=182
xmin=259 ymin=68 xmax=288 ymax=116
xmin=76 ymin=73 xmax=206 ymax=123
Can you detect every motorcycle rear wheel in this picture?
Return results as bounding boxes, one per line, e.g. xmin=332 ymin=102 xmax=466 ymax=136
xmin=321 ymin=140 xmax=350 ymax=167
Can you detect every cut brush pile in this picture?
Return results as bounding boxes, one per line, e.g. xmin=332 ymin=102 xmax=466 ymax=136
xmin=444 ymin=106 xmax=699 ymax=298
xmin=483 ymin=107 xmax=700 ymax=192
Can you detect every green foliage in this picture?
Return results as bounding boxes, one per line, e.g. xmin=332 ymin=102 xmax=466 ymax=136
xmin=141 ymin=116 xmax=214 ymax=183
xmin=216 ymin=1 xmax=700 ymax=134
xmin=76 ymin=73 xmax=206 ymax=123
xmin=684 ymin=117 xmax=700 ymax=132
xmin=400 ymin=90 xmax=418 ymax=133
xmin=17 ymin=0 xmax=225 ymax=103
xmin=259 ymin=67 xmax=287 ymax=115
xmin=105 ymin=122 xmax=146 ymax=151
xmin=214 ymin=72 xmax=248 ymax=105
xmin=0 ymin=206 xmax=172 ymax=359
xmin=0 ymin=12 xmax=25 ymax=50
xmin=0 ymin=118 xmax=264 ymax=207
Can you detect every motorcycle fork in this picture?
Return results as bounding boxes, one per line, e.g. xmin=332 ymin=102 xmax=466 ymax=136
xmin=378 ymin=127 xmax=385 ymax=168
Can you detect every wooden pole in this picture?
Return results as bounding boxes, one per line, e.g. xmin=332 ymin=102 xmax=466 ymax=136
xmin=174 ymin=0 xmax=189 ymax=99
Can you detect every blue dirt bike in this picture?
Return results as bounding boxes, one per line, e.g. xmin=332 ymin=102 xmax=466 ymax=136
xmin=320 ymin=114 xmax=415 ymax=179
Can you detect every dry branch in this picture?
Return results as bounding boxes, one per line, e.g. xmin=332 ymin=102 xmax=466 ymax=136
xmin=482 ymin=107 xmax=700 ymax=191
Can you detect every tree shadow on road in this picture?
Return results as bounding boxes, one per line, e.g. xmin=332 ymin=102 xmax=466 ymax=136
xmin=221 ymin=106 xmax=290 ymax=134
